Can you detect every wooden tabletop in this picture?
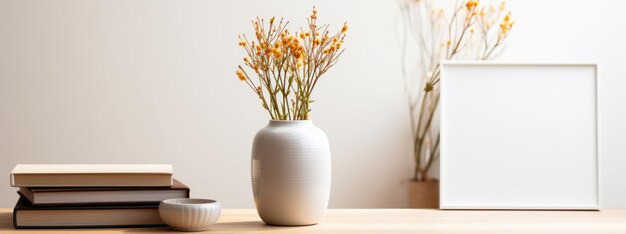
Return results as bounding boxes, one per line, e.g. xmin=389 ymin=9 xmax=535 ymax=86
xmin=2 ymin=209 xmax=626 ymax=233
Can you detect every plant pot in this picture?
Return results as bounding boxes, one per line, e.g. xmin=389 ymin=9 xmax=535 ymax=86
xmin=408 ymin=180 xmax=439 ymax=208
xmin=251 ymin=120 xmax=331 ymax=226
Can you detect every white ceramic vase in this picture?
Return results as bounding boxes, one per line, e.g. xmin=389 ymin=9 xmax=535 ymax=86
xmin=251 ymin=120 xmax=331 ymax=226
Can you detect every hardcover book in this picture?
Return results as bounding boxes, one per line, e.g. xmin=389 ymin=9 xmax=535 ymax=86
xmin=18 ymin=179 xmax=189 ymax=206
xmin=13 ymin=197 xmax=165 ymax=228
xmin=10 ymin=164 xmax=173 ymax=187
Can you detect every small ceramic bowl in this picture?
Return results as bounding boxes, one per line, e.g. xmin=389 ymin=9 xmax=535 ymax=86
xmin=159 ymin=198 xmax=221 ymax=232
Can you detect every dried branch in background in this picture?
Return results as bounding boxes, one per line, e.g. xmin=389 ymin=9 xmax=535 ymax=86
xmin=399 ymin=0 xmax=514 ymax=181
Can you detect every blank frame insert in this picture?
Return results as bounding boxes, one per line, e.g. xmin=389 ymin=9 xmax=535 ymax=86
xmin=440 ymin=62 xmax=599 ymax=210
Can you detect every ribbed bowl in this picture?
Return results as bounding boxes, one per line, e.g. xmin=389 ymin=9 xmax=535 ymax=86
xmin=159 ymin=198 xmax=221 ymax=231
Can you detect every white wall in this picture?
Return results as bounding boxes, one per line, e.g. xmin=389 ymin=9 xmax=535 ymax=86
xmin=0 ymin=0 xmax=624 ymax=208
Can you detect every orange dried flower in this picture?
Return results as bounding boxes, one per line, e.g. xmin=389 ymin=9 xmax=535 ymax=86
xmin=499 ymin=12 xmax=514 ymax=36
xmin=466 ymin=0 xmax=479 ymax=10
xmin=236 ymin=69 xmax=247 ymax=81
xmin=311 ymin=7 xmax=318 ymax=20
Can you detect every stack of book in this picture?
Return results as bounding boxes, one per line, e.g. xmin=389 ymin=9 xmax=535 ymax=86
xmin=10 ymin=164 xmax=189 ymax=229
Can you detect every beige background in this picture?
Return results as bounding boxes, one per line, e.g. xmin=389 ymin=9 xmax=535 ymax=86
xmin=0 ymin=0 xmax=624 ymax=208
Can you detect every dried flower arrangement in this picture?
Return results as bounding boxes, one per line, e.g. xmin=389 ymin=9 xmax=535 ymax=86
xmin=400 ymin=0 xmax=515 ymax=181
xmin=236 ymin=7 xmax=347 ymax=120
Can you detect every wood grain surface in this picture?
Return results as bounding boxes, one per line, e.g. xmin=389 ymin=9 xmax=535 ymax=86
xmin=1 ymin=209 xmax=626 ymax=233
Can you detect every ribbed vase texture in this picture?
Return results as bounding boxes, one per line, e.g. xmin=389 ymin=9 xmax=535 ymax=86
xmin=251 ymin=120 xmax=331 ymax=226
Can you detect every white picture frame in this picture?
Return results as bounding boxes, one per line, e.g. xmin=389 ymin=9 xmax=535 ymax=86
xmin=439 ymin=61 xmax=600 ymax=210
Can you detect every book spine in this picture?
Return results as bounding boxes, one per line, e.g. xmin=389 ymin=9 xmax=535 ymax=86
xmin=14 ymin=223 xmax=167 ymax=229
xmin=13 ymin=208 xmax=167 ymax=229
xmin=12 ymin=208 xmax=17 ymax=229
